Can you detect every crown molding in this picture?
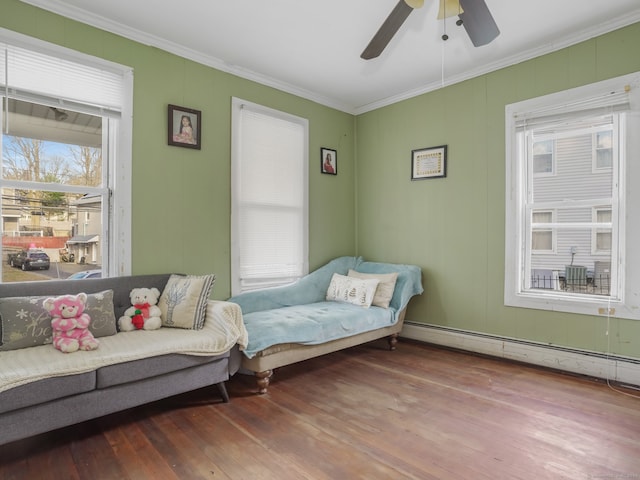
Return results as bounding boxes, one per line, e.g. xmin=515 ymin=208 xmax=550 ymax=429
xmin=17 ymin=1 xmax=640 ymax=116
xmin=18 ymin=0 xmax=357 ymax=114
xmin=354 ymin=10 xmax=640 ymax=114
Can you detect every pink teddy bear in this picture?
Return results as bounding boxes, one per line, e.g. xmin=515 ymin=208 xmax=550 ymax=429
xmin=43 ymin=293 xmax=99 ymax=353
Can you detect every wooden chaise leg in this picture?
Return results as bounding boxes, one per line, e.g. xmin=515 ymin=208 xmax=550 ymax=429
xmin=255 ymin=370 xmax=273 ymax=394
xmin=387 ymin=333 xmax=398 ymax=351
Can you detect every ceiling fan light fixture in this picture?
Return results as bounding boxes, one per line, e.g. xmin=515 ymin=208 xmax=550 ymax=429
xmin=50 ymin=107 xmax=68 ymax=122
xmin=403 ymin=0 xmax=424 ymax=9
xmin=437 ymin=0 xmax=462 ymax=20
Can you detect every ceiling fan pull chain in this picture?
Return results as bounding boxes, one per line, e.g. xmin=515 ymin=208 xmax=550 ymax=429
xmin=441 ymin=37 xmax=446 ymax=87
xmin=441 ymin=0 xmax=448 ymax=41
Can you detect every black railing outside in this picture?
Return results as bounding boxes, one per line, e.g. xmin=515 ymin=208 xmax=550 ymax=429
xmin=530 ymin=273 xmax=610 ymax=295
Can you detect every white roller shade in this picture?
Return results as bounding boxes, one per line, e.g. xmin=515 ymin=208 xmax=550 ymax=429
xmin=232 ymin=98 xmax=309 ymax=293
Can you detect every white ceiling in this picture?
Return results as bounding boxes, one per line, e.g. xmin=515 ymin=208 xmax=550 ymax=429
xmin=20 ymin=0 xmax=640 ymax=114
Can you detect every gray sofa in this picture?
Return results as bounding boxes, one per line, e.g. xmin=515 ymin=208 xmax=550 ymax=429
xmin=0 ymin=274 xmax=245 ymax=446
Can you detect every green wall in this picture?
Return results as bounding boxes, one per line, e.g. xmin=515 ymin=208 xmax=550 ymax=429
xmin=1 ymin=0 xmax=357 ymax=298
xmin=3 ymin=1 xmax=639 ymax=358
xmin=356 ymin=23 xmax=640 ymax=359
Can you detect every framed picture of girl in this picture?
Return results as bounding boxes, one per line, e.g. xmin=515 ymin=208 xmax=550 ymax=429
xmin=168 ymin=104 xmax=201 ymax=150
xmin=321 ymin=147 xmax=337 ymax=175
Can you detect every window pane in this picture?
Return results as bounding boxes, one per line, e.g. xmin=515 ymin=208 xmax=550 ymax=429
xmin=2 ymin=188 xmax=102 ymax=282
xmin=596 ymin=149 xmax=612 ymax=169
xmin=595 ymin=130 xmax=613 ymax=169
xmin=532 ymin=211 xmax=553 ymax=251
xmin=2 ymin=99 xmax=103 ymax=187
xmin=596 ymin=209 xmax=611 ymax=223
xmin=533 ymin=140 xmax=553 ymax=174
xmin=596 ymin=231 xmax=611 ymax=251
xmin=595 ymin=208 xmax=612 ymax=252
xmin=532 ymin=230 xmax=552 ymax=250
xmin=532 ymin=211 xmax=552 ymax=223
xmin=526 ymin=119 xmax=615 ymax=296
xmin=2 ymin=98 xmax=104 ymax=283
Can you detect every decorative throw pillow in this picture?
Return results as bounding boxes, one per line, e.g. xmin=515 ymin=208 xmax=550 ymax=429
xmin=0 ymin=290 xmax=117 ymax=352
xmin=158 ymin=274 xmax=215 ymax=329
xmin=347 ymin=269 xmax=399 ymax=309
xmin=325 ymin=273 xmax=380 ymax=308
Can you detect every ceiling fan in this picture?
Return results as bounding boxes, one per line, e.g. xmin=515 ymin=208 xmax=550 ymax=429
xmin=361 ymin=0 xmax=500 ymax=60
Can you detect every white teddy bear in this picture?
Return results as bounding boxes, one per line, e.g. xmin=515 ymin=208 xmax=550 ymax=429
xmin=118 ymin=287 xmax=162 ymax=331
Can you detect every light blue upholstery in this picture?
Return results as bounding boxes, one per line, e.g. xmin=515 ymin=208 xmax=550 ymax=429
xmin=229 ymin=256 xmax=423 ymax=358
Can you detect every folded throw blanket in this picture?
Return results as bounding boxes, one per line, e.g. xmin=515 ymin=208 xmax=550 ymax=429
xmin=0 ymin=300 xmax=248 ymax=393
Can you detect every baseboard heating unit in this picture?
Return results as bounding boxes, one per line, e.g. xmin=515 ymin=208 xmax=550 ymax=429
xmin=401 ymin=322 xmax=640 ymax=387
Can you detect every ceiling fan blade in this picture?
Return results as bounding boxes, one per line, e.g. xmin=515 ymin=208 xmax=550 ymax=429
xmin=361 ymin=0 xmax=420 ymax=60
xmin=458 ymin=0 xmax=499 ymax=47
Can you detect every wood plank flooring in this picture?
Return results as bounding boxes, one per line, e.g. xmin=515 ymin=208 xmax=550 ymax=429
xmin=1 ymin=340 xmax=639 ymax=480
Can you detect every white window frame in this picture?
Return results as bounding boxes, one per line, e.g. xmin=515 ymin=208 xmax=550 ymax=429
xmin=0 ymin=29 xmax=132 ymax=278
xmin=505 ymin=72 xmax=640 ymax=320
xmin=230 ymin=97 xmax=309 ymax=295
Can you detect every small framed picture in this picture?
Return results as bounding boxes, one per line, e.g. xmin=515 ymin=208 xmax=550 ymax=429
xmin=411 ymin=145 xmax=447 ymax=180
xmin=321 ymin=147 xmax=337 ymax=175
xmin=168 ymin=104 xmax=201 ymax=150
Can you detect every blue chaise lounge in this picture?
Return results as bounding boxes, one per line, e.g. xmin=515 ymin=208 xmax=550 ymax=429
xmin=229 ymin=256 xmax=423 ymax=393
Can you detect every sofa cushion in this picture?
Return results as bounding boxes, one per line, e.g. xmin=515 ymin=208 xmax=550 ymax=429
xmin=0 ymin=371 xmax=95 ymax=414
xmin=241 ymin=301 xmax=395 ymax=358
xmin=326 ymin=273 xmax=379 ymax=308
xmin=158 ymin=274 xmax=215 ymax=329
xmin=348 ymin=269 xmax=399 ymax=308
xmin=0 ymin=290 xmax=117 ymax=352
xmin=96 ymin=352 xmax=228 ymax=388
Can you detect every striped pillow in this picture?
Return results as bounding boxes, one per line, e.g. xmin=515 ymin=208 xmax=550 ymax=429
xmin=158 ymin=274 xmax=215 ymax=329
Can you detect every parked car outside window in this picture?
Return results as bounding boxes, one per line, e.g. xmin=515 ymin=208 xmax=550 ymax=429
xmin=9 ymin=250 xmax=50 ymax=271
xmin=67 ymin=269 xmax=102 ymax=280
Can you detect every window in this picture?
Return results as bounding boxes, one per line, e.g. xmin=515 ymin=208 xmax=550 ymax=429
xmin=594 ymin=129 xmax=613 ymax=170
xmin=505 ymin=72 xmax=640 ymax=320
xmin=0 ymin=30 xmax=132 ymax=282
xmin=532 ymin=139 xmax=554 ymax=175
xmin=593 ymin=207 xmax=612 ymax=254
xmin=230 ymin=98 xmax=308 ymax=295
xmin=531 ymin=210 xmax=554 ymax=253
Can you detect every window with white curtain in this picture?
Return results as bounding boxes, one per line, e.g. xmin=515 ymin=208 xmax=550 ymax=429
xmin=505 ymin=71 xmax=640 ymax=319
xmin=230 ymin=98 xmax=308 ymax=295
xmin=0 ymin=29 xmax=132 ymax=282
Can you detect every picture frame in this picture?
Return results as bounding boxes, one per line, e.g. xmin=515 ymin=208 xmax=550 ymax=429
xmin=411 ymin=145 xmax=447 ymax=180
xmin=321 ymin=147 xmax=337 ymax=175
xmin=168 ymin=104 xmax=201 ymax=150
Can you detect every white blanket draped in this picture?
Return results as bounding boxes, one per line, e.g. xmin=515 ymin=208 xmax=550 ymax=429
xmin=0 ymin=300 xmax=248 ymax=393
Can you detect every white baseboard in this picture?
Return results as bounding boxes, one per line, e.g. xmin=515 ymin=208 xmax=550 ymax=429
xmin=401 ymin=322 xmax=640 ymax=387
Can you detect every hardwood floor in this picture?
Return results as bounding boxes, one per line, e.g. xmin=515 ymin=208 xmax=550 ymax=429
xmin=1 ymin=340 xmax=639 ymax=480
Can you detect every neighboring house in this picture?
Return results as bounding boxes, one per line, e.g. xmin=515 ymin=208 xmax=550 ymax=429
xmin=1 ymin=205 xmax=21 ymax=237
xmin=1 ymin=187 xmax=74 ymax=237
xmin=1 ymin=187 xmax=74 ymax=261
xmin=68 ymin=194 xmax=102 ymax=265
xmin=529 ymin=128 xmax=613 ymax=291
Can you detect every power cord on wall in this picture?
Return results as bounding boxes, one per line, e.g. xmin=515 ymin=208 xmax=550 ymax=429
xmin=605 ymin=297 xmax=640 ymax=399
